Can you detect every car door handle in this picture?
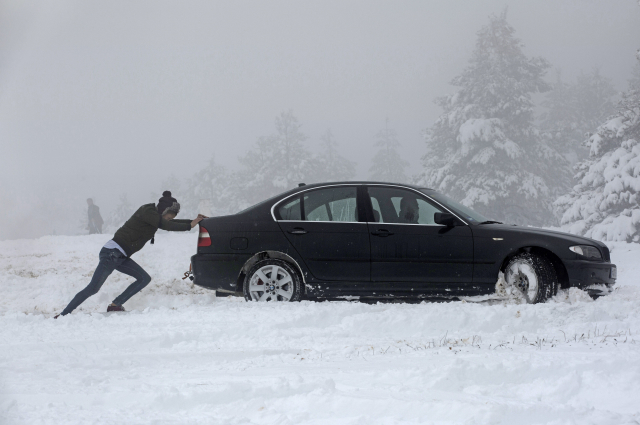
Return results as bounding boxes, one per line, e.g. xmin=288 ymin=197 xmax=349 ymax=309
xmin=371 ymin=229 xmax=393 ymax=237
xmin=288 ymin=228 xmax=308 ymax=235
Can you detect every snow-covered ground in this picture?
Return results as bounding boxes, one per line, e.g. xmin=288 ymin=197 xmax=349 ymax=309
xmin=1 ymin=232 xmax=640 ymax=424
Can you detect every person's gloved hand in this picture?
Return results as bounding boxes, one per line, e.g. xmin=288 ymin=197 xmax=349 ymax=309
xmin=191 ymin=214 xmax=209 ymax=228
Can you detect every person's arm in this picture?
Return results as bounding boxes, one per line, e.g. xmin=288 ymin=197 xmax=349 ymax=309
xmin=170 ymin=219 xmax=192 ymax=225
xmin=159 ymin=218 xmax=192 ymax=232
xmin=159 ymin=215 xmax=207 ymax=231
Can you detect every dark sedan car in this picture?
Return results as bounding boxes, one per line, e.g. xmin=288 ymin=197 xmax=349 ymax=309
xmin=191 ymin=182 xmax=616 ymax=303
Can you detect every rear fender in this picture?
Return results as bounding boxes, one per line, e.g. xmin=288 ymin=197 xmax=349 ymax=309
xmin=235 ymin=251 xmax=307 ymax=293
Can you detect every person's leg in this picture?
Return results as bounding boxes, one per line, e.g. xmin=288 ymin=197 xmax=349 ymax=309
xmin=111 ymin=258 xmax=152 ymax=306
xmin=61 ymin=248 xmax=122 ymax=315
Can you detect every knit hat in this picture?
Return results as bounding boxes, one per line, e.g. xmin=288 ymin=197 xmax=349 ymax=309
xmin=157 ymin=191 xmax=180 ymax=215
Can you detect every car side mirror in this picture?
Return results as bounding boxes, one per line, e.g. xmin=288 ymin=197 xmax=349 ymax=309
xmin=434 ymin=212 xmax=458 ymax=227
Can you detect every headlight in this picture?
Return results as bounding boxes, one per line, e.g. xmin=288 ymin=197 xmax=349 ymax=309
xmin=569 ymin=245 xmax=602 ymax=259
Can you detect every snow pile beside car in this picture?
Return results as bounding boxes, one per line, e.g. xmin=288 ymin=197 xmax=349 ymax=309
xmin=1 ymin=233 xmax=640 ymax=424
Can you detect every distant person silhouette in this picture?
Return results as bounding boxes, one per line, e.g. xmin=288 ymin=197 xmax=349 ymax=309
xmin=87 ymin=198 xmax=104 ymax=234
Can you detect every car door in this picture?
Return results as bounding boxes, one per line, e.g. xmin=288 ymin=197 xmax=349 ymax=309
xmin=366 ymin=186 xmax=474 ymax=287
xmin=276 ymin=185 xmax=370 ymax=283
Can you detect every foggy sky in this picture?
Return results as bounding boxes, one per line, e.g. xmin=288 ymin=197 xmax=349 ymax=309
xmin=1 ymin=0 xmax=639 ymax=239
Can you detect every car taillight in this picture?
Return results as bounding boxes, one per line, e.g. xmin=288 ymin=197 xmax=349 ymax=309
xmin=198 ymin=226 xmax=211 ymax=247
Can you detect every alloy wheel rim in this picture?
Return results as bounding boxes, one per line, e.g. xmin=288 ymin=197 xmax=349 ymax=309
xmin=248 ymin=265 xmax=294 ymax=301
xmin=506 ymin=261 xmax=539 ymax=303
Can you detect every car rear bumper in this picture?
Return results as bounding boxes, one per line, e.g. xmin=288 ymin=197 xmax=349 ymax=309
xmin=190 ymin=253 xmax=250 ymax=293
xmin=564 ymin=259 xmax=616 ymax=293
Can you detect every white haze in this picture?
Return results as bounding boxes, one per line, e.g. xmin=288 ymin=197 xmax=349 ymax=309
xmin=1 ymin=0 xmax=639 ymax=239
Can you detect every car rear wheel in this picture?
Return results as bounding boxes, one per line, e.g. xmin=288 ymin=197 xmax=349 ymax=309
xmin=243 ymin=259 xmax=303 ymax=302
xmin=504 ymin=253 xmax=558 ymax=304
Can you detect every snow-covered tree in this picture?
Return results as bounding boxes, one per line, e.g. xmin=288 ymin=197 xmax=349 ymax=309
xmin=541 ymin=69 xmax=616 ymax=164
xmin=556 ymin=63 xmax=640 ymax=242
xmin=182 ymin=156 xmax=242 ymax=217
xmin=105 ymin=193 xmax=134 ymax=232
xmin=369 ymin=119 xmax=409 ymax=183
xmin=416 ymin=11 xmax=564 ymax=226
xmin=159 ymin=174 xmax=183 ymax=200
xmin=630 ymin=62 xmax=640 ymax=92
xmin=239 ymin=110 xmax=311 ymax=204
xmin=540 ymin=70 xmax=574 ymax=155
xmin=574 ymin=70 xmax=617 ymax=130
xmin=310 ymin=129 xmax=356 ymax=183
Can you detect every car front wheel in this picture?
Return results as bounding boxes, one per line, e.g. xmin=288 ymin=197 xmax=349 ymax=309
xmin=504 ymin=253 xmax=558 ymax=303
xmin=243 ymin=259 xmax=303 ymax=302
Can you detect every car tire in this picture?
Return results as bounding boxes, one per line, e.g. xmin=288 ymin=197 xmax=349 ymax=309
xmin=504 ymin=253 xmax=558 ymax=304
xmin=243 ymin=259 xmax=303 ymax=302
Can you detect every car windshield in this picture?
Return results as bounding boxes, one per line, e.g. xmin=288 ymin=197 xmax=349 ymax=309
xmin=420 ymin=189 xmax=489 ymax=224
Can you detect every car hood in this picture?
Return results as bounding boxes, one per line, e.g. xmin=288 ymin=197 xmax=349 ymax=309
xmin=480 ymin=224 xmax=608 ymax=249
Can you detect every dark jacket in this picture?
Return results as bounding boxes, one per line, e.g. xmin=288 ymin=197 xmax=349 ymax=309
xmin=112 ymin=203 xmax=191 ymax=257
xmin=88 ymin=204 xmax=104 ymax=226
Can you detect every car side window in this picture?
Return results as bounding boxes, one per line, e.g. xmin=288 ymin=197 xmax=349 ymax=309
xmin=367 ymin=187 xmax=443 ymax=225
xmin=275 ymin=186 xmax=358 ymax=222
xmin=304 ymin=186 xmax=358 ymax=222
xmin=370 ymin=197 xmax=383 ymax=222
xmin=277 ymin=197 xmax=302 ymax=220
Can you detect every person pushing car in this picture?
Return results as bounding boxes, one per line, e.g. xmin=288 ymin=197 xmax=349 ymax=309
xmin=55 ymin=191 xmax=206 ymax=318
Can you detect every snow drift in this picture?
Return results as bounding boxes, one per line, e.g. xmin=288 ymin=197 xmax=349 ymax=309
xmin=1 ymin=233 xmax=640 ymax=424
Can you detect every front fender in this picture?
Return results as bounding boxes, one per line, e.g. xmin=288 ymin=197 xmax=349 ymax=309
xmin=471 ymin=226 xmax=572 ymax=284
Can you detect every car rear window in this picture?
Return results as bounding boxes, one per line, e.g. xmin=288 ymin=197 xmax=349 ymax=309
xmin=275 ymin=186 xmax=358 ymax=222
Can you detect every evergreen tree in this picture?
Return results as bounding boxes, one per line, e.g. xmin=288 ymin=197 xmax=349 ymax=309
xmin=105 ymin=193 xmax=134 ymax=232
xmin=556 ymin=60 xmax=640 ymax=242
xmin=369 ymin=119 xmax=409 ymax=183
xmin=542 ymin=69 xmax=616 ymax=165
xmin=416 ymin=11 xmax=563 ymax=226
xmin=574 ymin=70 xmax=617 ymax=132
xmin=540 ymin=71 xmax=574 ymax=155
xmin=159 ymin=174 xmax=183 ymax=200
xmin=311 ymin=129 xmax=356 ymax=182
xmin=183 ymin=156 xmax=241 ymax=217
xmin=239 ymin=110 xmax=311 ymax=204
xmin=630 ymin=62 xmax=640 ymax=92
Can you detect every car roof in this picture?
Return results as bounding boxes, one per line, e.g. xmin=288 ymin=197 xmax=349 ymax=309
xmin=288 ymin=181 xmax=433 ymax=193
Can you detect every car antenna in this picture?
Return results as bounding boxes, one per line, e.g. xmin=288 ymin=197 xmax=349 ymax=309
xmin=298 ymin=183 xmax=306 ymax=187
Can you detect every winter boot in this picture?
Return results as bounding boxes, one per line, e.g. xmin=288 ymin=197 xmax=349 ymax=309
xmin=107 ymin=303 xmax=126 ymax=312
